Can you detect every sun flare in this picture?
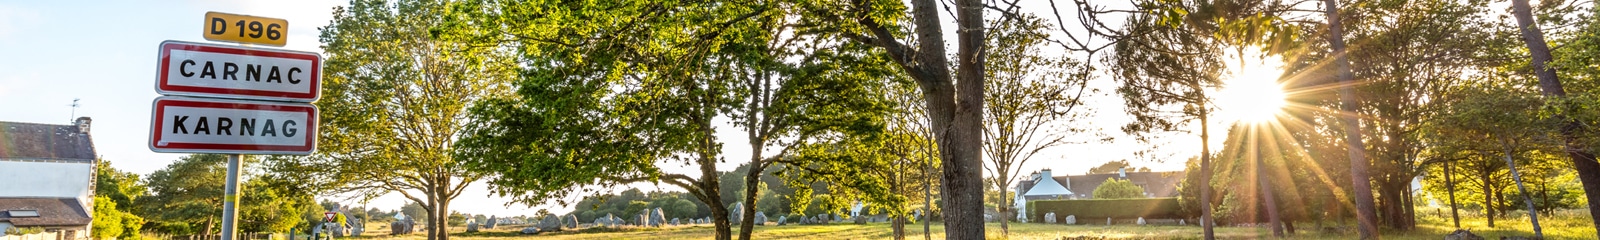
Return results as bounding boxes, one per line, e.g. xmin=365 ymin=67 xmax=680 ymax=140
xmin=1214 ymin=59 xmax=1288 ymax=124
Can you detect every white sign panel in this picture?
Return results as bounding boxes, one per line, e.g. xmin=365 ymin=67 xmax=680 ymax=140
xmin=156 ymin=40 xmax=321 ymax=102
xmin=149 ymin=96 xmax=317 ymax=155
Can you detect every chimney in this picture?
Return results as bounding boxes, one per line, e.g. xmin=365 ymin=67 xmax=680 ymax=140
xmin=75 ymin=117 xmax=92 ymax=134
xmin=1040 ymin=168 xmax=1052 ymax=180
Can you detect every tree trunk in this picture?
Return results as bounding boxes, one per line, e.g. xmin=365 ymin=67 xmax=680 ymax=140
xmin=945 ymin=0 xmax=988 ymax=238
xmin=1483 ymin=167 xmax=1495 ymax=228
xmin=893 ymin=215 xmax=907 ymax=240
xmin=1321 ymin=0 xmax=1380 ymax=238
xmin=1446 ymin=161 xmax=1461 ymax=229
xmin=1199 ymin=109 xmax=1216 ymax=240
xmin=999 ymin=187 xmax=1010 ymax=235
xmin=1501 ymin=137 xmax=1544 ymax=238
xmin=1510 ymin=0 xmax=1600 ymax=237
xmin=924 ymin=158 xmax=934 ymax=240
xmin=738 ymin=151 xmax=763 ymax=240
xmin=1256 ymin=137 xmax=1284 ymax=237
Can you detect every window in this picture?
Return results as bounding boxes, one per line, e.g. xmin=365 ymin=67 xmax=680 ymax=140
xmin=7 ymin=210 xmax=38 ymax=217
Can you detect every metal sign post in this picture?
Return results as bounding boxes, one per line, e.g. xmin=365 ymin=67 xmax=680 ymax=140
xmin=221 ymin=154 xmax=242 ymax=240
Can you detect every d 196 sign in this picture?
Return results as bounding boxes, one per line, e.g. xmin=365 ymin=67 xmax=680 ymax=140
xmin=203 ymin=11 xmax=288 ymax=46
xmin=149 ymin=97 xmax=318 ymax=155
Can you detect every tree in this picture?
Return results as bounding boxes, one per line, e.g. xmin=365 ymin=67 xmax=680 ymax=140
xmin=142 ymin=154 xmax=314 ymax=235
xmin=1319 ymin=0 xmax=1379 ymax=237
xmin=1510 ymin=0 xmax=1600 ymax=236
xmin=92 ymin=196 xmax=143 ymax=240
xmin=790 ymin=0 xmax=991 ymax=237
xmin=1087 ymin=160 xmax=1150 ymax=175
xmin=94 ymin=160 xmax=145 ymax=240
xmin=980 ymin=14 xmax=1093 ymax=235
xmin=449 ymin=1 xmax=896 ymax=239
xmin=282 ymin=1 xmax=516 ymax=239
xmin=1092 ymin=179 xmax=1146 ymax=199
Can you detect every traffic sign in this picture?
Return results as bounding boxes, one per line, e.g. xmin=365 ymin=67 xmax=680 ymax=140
xmin=156 ymin=40 xmax=321 ymax=102
xmin=149 ymin=96 xmax=318 ymax=155
xmin=203 ymin=12 xmax=289 ymax=46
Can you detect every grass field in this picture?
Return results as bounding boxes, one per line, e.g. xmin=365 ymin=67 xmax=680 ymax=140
xmin=345 ymin=210 xmax=1594 ymax=239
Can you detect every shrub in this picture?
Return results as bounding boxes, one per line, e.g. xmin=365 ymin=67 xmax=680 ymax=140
xmin=1092 ymin=178 xmax=1147 ymax=199
xmin=1026 ymin=198 xmax=1184 ymax=223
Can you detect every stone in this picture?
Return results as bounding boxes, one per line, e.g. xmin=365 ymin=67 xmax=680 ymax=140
xmin=1044 ymin=212 xmax=1056 ymax=224
xmin=1064 ymin=215 xmax=1077 ymax=225
xmin=650 ymin=208 xmax=667 ymax=227
xmin=1106 ymin=217 xmax=1112 ymax=225
xmin=538 ymin=215 xmax=563 ymax=232
xmin=754 ymin=212 xmax=768 ymax=225
xmin=816 ymin=214 xmax=829 ymax=224
xmin=567 ymin=215 xmax=579 ymax=228
xmin=1444 ymin=229 xmax=1484 ymax=240
xmin=855 ymin=215 xmax=867 ymax=224
xmin=521 ymin=227 xmax=540 ymax=234
xmin=1179 ymin=219 xmax=1186 ymax=225
xmin=672 ymin=218 xmax=680 ymax=225
xmin=487 ymin=215 xmax=499 ymax=229
xmin=777 ymin=216 xmax=787 ymax=225
xmin=351 ymin=222 xmax=364 ymax=237
xmin=731 ymin=203 xmax=745 ymax=223
xmin=833 ymin=214 xmax=842 ymax=222
xmin=1137 ymin=217 xmax=1147 ymax=225
xmin=466 ymin=222 xmax=480 ymax=233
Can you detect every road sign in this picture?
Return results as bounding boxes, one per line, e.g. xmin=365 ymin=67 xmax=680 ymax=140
xmin=203 ymin=12 xmax=288 ymax=46
xmin=149 ymin=96 xmax=318 ymax=155
xmin=156 ymin=40 xmax=321 ymax=102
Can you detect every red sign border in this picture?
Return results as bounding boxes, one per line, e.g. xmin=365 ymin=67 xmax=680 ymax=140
xmin=149 ymin=97 xmax=318 ymax=155
xmin=156 ymin=40 xmax=321 ymax=102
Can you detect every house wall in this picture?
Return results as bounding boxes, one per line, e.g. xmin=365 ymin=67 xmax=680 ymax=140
xmin=0 ymin=161 xmax=92 ymax=200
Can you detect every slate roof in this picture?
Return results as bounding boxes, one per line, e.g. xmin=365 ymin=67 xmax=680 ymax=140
xmin=0 ymin=198 xmax=91 ymax=227
xmin=0 ymin=121 xmax=95 ymax=162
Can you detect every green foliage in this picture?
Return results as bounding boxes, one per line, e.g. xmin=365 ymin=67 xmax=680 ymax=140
xmin=1027 ymin=198 xmax=1184 ymax=221
xmin=570 ymin=189 xmax=711 ymax=223
xmin=1092 ymin=179 xmax=1147 ymax=199
xmin=92 ymin=196 xmax=143 ymax=240
xmin=140 ymin=154 xmax=317 ymax=235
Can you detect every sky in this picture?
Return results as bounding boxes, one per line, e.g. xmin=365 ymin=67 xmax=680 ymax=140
xmin=0 ymin=0 xmax=1281 ymax=217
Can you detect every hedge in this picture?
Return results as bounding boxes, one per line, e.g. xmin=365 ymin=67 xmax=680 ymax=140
xmin=1026 ymin=198 xmax=1184 ymax=223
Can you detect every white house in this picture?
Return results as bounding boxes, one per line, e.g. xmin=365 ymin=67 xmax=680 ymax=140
xmin=1012 ymin=168 xmax=1184 ymax=221
xmin=0 ymin=117 xmax=97 ymax=239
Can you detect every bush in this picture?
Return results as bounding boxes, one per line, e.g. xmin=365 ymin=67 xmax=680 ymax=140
xmin=1092 ymin=178 xmax=1147 ymax=199
xmin=1026 ymin=198 xmax=1184 ymax=222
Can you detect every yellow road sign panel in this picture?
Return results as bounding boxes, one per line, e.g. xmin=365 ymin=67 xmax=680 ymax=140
xmin=203 ymin=12 xmax=288 ymax=46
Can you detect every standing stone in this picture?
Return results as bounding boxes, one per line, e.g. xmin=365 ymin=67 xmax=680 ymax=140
xmin=672 ymin=218 xmax=680 ymax=225
xmin=855 ymin=215 xmax=867 ymax=224
xmin=567 ymin=215 xmax=579 ymax=228
xmin=777 ymin=216 xmax=787 ymax=226
xmin=1106 ymin=217 xmax=1112 ymax=226
xmin=466 ymin=221 xmax=480 ymax=233
xmin=650 ymin=208 xmax=667 ymax=227
xmin=539 ymin=215 xmax=563 ymax=232
xmin=1044 ymin=212 xmax=1056 ymax=224
xmin=1179 ymin=219 xmax=1186 ymax=225
xmin=1064 ymin=215 xmax=1077 ymax=225
xmin=730 ymin=203 xmax=745 ymax=224
xmin=754 ymin=212 xmax=768 ymax=225
xmin=521 ymin=227 xmax=539 ymax=234
xmin=487 ymin=215 xmax=499 ymax=229
xmin=351 ymin=222 xmax=364 ymax=237
xmin=833 ymin=214 xmax=842 ymax=222
xmin=1137 ymin=217 xmax=1147 ymax=225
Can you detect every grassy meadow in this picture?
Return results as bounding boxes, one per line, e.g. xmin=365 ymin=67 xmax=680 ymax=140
xmin=344 ymin=209 xmax=1595 ymax=239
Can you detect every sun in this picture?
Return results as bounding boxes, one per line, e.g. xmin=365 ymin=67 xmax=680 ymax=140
xmin=1214 ymin=59 xmax=1288 ymax=124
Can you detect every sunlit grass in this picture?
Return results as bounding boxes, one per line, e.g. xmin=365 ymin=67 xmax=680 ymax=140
xmin=347 ymin=209 xmax=1594 ymax=239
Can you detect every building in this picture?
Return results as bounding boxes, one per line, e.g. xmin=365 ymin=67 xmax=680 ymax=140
xmin=0 ymin=117 xmax=96 ymax=239
xmin=1011 ymin=168 xmax=1184 ymax=220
